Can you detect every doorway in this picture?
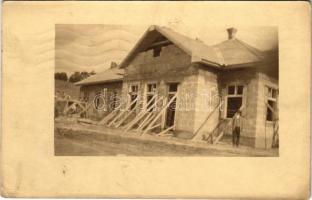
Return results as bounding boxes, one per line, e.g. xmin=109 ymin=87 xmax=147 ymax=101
xmin=226 ymin=85 xmax=244 ymax=118
xmin=165 ymin=83 xmax=178 ymax=127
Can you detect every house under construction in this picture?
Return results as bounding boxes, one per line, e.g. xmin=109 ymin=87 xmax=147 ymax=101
xmin=75 ymin=25 xmax=279 ymax=149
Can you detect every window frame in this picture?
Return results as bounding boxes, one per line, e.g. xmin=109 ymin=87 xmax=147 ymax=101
xmin=224 ymin=84 xmax=245 ymax=119
xmin=128 ymin=83 xmax=140 ymax=110
xmin=265 ymin=85 xmax=278 ymax=122
xmin=144 ymin=82 xmax=158 ymax=111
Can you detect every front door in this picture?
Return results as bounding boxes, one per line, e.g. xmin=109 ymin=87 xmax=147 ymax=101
xmin=165 ymin=83 xmax=178 ymax=127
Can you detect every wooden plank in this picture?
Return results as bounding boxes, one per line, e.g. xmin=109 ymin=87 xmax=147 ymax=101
xmin=98 ymin=110 xmax=118 ymax=125
xmin=107 ymin=111 xmax=126 ymax=127
xmin=98 ymin=101 xmax=125 ymax=125
xmin=64 ymin=102 xmax=77 ymax=115
xmin=63 ymin=100 xmax=69 ymax=115
xmin=123 ymin=97 xmax=163 ymax=133
xmin=136 ymin=112 xmax=153 ymax=131
xmin=114 ymin=104 xmax=139 ymax=128
xmin=158 ymin=125 xmax=175 ymax=136
xmin=123 ymin=112 xmax=148 ymax=133
xmin=213 ymin=106 xmax=244 ymax=145
xmin=144 ymin=95 xmax=157 ymax=110
xmin=149 ymin=40 xmax=171 ymax=48
xmin=142 ymin=93 xmax=177 ymax=135
xmin=138 ymin=113 xmax=158 ymax=132
xmin=108 ymin=97 xmax=138 ymax=127
xmin=213 ymin=129 xmax=226 ymax=145
xmin=272 ymin=121 xmax=279 ymax=147
xmin=77 ymin=103 xmax=91 ymax=116
xmin=143 ymin=123 xmax=162 ymax=134
xmin=191 ymin=102 xmax=221 ymax=141
xmin=266 ymin=102 xmax=278 ymax=118
xmin=77 ymin=118 xmax=98 ymax=125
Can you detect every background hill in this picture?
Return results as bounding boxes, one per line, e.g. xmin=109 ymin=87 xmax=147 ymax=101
xmin=55 ymin=80 xmax=80 ymax=100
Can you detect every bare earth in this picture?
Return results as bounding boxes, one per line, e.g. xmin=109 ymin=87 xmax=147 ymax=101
xmin=54 ymin=121 xmax=279 ymax=157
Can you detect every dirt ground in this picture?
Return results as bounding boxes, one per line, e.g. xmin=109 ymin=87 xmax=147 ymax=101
xmin=54 ymin=121 xmax=279 ymax=157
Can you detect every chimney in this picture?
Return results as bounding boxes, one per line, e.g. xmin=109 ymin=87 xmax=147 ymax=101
xmin=227 ymin=27 xmax=237 ymax=40
xmin=110 ymin=61 xmax=118 ymax=69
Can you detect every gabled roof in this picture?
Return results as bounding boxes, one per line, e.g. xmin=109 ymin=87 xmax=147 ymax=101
xmin=75 ymin=67 xmax=124 ymax=86
xmin=157 ymin=26 xmax=221 ymax=65
xmin=119 ymin=25 xmax=274 ymax=69
xmin=119 ymin=25 xmax=221 ymax=68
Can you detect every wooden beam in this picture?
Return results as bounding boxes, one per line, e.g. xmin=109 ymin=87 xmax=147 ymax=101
xmin=142 ymin=93 xmax=177 ymax=135
xmin=266 ymin=102 xmax=278 ymax=118
xmin=213 ymin=106 xmax=244 ymax=145
xmin=136 ymin=112 xmax=154 ymax=131
xmin=158 ymin=125 xmax=175 ymax=136
xmin=123 ymin=96 xmax=163 ymax=133
xmin=143 ymin=123 xmax=162 ymax=133
xmin=98 ymin=100 xmax=126 ymax=125
xmin=213 ymin=129 xmax=226 ymax=145
xmin=191 ymin=102 xmax=221 ymax=141
xmin=64 ymin=102 xmax=77 ymax=115
xmin=138 ymin=113 xmax=158 ymax=132
xmin=148 ymin=40 xmax=171 ymax=48
xmin=77 ymin=103 xmax=92 ymax=116
xmin=63 ymin=100 xmax=69 ymax=115
xmin=98 ymin=110 xmax=118 ymax=125
xmin=108 ymin=97 xmax=138 ymax=127
xmin=114 ymin=104 xmax=139 ymax=128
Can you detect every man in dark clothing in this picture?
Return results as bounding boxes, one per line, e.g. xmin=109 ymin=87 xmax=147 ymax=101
xmin=232 ymin=110 xmax=243 ymax=147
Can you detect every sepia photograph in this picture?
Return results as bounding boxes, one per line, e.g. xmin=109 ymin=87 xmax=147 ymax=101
xmin=54 ymin=24 xmax=279 ymax=156
xmin=2 ymin=1 xmax=310 ymax=198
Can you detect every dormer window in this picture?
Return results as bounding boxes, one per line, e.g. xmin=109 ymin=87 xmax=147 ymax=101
xmin=153 ymin=46 xmax=161 ymax=57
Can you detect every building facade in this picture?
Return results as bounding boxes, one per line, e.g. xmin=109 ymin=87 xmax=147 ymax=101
xmin=78 ymin=26 xmax=278 ymax=148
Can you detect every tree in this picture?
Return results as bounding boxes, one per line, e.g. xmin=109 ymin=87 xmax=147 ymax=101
xmin=55 ymin=72 xmax=68 ymax=81
xmin=68 ymin=71 xmax=96 ymax=83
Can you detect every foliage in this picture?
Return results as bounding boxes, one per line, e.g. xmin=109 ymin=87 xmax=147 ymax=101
xmin=54 ymin=72 xmax=68 ymax=81
xmin=68 ymin=71 xmax=96 ymax=83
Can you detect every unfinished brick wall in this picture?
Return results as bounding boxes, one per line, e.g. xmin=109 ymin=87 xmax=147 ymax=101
xmin=219 ymin=68 xmax=259 ymax=143
xmin=80 ymin=81 xmax=123 ymax=120
xmin=174 ymin=74 xmax=199 ymax=132
xmin=254 ymin=65 xmax=278 ymax=148
xmin=192 ymin=65 xmax=220 ymax=135
xmin=125 ymin=44 xmax=192 ymax=81
xmin=122 ymin=44 xmax=199 ymax=133
xmin=122 ymin=76 xmax=198 ymax=133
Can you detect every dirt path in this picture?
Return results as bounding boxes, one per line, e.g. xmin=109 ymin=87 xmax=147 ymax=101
xmin=54 ymin=121 xmax=279 ymax=156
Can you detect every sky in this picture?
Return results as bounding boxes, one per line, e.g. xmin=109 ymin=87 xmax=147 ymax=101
xmin=55 ymin=24 xmax=278 ymax=75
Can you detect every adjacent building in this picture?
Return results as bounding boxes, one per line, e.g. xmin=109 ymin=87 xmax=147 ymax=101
xmin=75 ymin=63 xmax=124 ymax=120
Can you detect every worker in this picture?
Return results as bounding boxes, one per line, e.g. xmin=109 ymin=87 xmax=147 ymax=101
xmin=232 ymin=110 xmax=243 ymax=147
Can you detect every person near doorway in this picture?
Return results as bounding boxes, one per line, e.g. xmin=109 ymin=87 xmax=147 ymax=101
xmin=232 ymin=110 xmax=243 ymax=147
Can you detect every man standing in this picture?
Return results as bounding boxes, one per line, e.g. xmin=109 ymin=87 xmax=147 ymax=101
xmin=232 ymin=110 xmax=243 ymax=147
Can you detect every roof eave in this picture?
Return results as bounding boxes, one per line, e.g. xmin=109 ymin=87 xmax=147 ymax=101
xmin=119 ymin=26 xmax=154 ymax=68
xmin=224 ymin=61 xmax=265 ymax=69
xmin=75 ymin=78 xmax=123 ymax=86
xmin=191 ymin=55 xmax=222 ymax=69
